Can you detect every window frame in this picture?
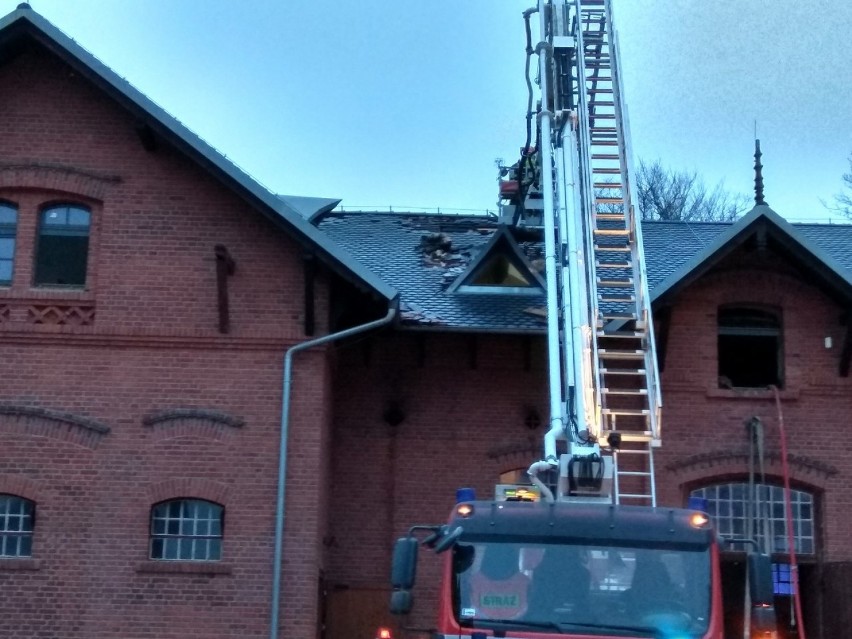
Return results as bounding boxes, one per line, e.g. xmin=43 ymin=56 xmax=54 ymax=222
xmin=0 ymin=201 xmax=17 ymax=287
xmin=33 ymin=203 xmax=92 ymax=289
xmin=149 ymin=498 xmax=224 ymax=562
xmin=717 ymin=305 xmax=784 ymax=389
xmin=0 ymin=494 xmax=35 ymax=558
xmin=690 ymin=481 xmax=815 ymax=556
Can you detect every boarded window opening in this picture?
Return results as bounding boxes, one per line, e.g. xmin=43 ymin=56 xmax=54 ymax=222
xmin=35 ymin=204 xmax=90 ymax=287
xmin=718 ymin=306 xmax=782 ymax=388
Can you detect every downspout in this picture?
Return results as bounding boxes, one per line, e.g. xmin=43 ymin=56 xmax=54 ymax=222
xmin=269 ymin=304 xmax=397 ymax=639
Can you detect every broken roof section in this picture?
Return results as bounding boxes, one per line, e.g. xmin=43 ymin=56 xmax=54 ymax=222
xmin=317 ymin=212 xmax=548 ymax=332
xmin=0 ymin=4 xmax=396 ymax=303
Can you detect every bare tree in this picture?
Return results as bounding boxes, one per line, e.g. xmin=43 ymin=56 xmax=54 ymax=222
xmin=824 ymin=154 xmax=852 ymax=219
xmin=634 ymin=160 xmax=750 ymax=222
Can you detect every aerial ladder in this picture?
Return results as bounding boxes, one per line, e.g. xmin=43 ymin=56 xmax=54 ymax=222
xmin=500 ymin=0 xmax=662 ymax=506
xmin=383 ymin=4 xmax=780 ymax=638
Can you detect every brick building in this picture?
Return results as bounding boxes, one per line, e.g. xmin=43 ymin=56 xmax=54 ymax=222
xmin=1 ymin=5 xmax=851 ymax=639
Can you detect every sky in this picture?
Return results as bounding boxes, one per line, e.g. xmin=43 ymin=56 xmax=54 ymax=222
xmin=7 ymin=0 xmax=852 ymax=222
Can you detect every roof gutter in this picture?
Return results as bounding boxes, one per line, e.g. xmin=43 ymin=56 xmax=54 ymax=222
xmin=270 ymin=304 xmax=397 ymax=639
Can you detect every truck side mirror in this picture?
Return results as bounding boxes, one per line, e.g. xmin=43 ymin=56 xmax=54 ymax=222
xmin=747 ymin=552 xmax=774 ymax=606
xmin=390 ymin=536 xmax=418 ymax=615
xmin=391 ymin=537 xmax=419 ymax=589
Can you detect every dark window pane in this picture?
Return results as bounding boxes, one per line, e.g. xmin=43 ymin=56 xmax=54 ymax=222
xmin=164 ymin=538 xmax=179 ymax=560
xmin=35 ymin=235 xmax=89 ymax=286
xmin=19 ymin=536 xmax=32 ymax=557
xmin=151 ymin=538 xmax=164 ymax=559
xmin=208 ymin=539 xmax=222 ymax=560
xmin=152 ymin=518 xmax=165 ymax=535
xmin=167 ymin=519 xmax=180 ymax=535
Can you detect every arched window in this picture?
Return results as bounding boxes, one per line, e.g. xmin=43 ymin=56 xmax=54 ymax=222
xmin=718 ymin=306 xmax=782 ymax=388
xmin=35 ymin=204 xmax=91 ymax=287
xmin=0 ymin=202 xmax=17 ymax=286
xmin=150 ymin=499 xmax=223 ymax=561
xmin=0 ymin=494 xmax=35 ymax=557
xmin=690 ymin=482 xmax=814 ymax=554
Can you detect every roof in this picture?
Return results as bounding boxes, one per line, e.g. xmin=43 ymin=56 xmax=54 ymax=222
xmin=0 ymin=4 xmax=396 ymax=303
xmin=647 ymin=204 xmax=852 ymax=306
xmin=318 ymin=212 xmax=548 ymax=332
xmin=318 ymin=209 xmax=852 ymax=332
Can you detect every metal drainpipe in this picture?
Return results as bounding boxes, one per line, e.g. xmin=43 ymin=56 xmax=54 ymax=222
xmin=269 ymin=305 xmax=397 ymax=639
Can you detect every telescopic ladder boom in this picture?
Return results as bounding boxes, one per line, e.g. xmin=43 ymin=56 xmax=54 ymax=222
xmin=516 ymin=0 xmax=662 ymax=506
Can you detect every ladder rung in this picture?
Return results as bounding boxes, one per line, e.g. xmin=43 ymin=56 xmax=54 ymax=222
xmin=602 ymin=409 xmax=650 ymax=417
xmin=594 ymin=198 xmax=624 ymax=205
xmin=595 ymin=260 xmax=631 ymax=268
xmin=594 ymin=245 xmax=631 ymax=252
xmin=601 ymin=368 xmax=646 ymax=375
xmin=596 ymin=330 xmax=643 ymax=339
xmin=589 ymin=101 xmax=615 ymax=107
xmin=618 ymin=494 xmax=653 ymax=500
xmin=602 ymin=388 xmax=648 ymax=396
xmin=592 ymin=167 xmax=622 ymax=174
xmin=592 ymin=153 xmax=619 ymax=159
xmin=594 ymin=182 xmax=622 ymax=189
xmin=590 ymin=140 xmax=619 ymax=146
xmin=598 ymin=350 xmax=644 ymax=360
xmin=588 ymin=88 xmax=614 ymax=94
xmin=617 ymin=471 xmax=652 ymax=477
xmin=593 ymin=228 xmax=629 ymax=236
xmin=591 ymin=127 xmax=617 ymax=133
xmin=596 ymin=277 xmax=633 ymax=287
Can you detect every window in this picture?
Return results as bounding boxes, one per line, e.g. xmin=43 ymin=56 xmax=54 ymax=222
xmin=690 ymin=482 xmax=814 ymax=555
xmin=0 ymin=494 xmax=35 ymax=557
xmin=34 ymin=204 xmax=91 ymax=287
xmin=0 ymin=202 xmax=16 ymax=286
xmin=718 ymin=306 xmax=782 ymax=388
xmin=150 ymin=499 xmax=223 ymax=561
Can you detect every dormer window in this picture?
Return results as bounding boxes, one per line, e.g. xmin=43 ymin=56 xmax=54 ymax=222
xmin=449 ymin=227 xmax=544 ymax=295
xmin=34 ymin=204 xmax=90 ymax=287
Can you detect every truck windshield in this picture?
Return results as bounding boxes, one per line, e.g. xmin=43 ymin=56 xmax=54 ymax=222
xmin=452 ymin=541 xmax=711 ymax=638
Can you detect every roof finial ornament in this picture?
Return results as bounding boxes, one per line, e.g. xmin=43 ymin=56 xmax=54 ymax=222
xmin=754 ymin=138 xmax=767 ymax=206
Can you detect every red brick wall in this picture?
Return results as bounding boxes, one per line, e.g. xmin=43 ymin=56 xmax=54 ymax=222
xmin=0 ymin=44 xmax=336 ymax=638
xmin=327 ymin=261 xmax=852 ymax=637
xmin=327 ymin=332 xmax=549 ymax=631
xmin=656 ymin=265 xmax=852 ymax=563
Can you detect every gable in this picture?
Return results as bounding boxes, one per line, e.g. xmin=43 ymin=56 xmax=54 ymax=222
xmin=0 ymin=5 xmax=395 ymax=303
xmin=648 ymin=206 xmax=852 ymax=308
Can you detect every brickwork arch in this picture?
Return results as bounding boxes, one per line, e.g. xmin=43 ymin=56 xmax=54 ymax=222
xmin=142 ymin=408 xmax=244 ymax=442
xmin=0 ymin=162 xmax=119 ymax=201
xmin=147 ymin=477 xmax=231 ymax=505
xmin=0 ymin=404 xmax=110 ymax=450
xmin=0 ymin=474 xmax=41 ymax=501
xmin=667 ymin=449 xmax=836 ymax=495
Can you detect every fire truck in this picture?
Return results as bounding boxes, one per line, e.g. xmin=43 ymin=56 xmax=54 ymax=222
xmin=384 ymin=1 xmax=778 ymax=638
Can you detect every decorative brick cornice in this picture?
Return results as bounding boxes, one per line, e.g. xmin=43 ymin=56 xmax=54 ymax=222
xmin=143 ymin=408 xmax=244 ymax=442
xmin=666 ymin=449 xmax=838 ymax=485
xmin=0 ymin=404 xmax=109 ymax=449
xmin=0 ymin=162 xmax=120 ymax=200
xmin=147 ymin=478 xmax=231 ymax=505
